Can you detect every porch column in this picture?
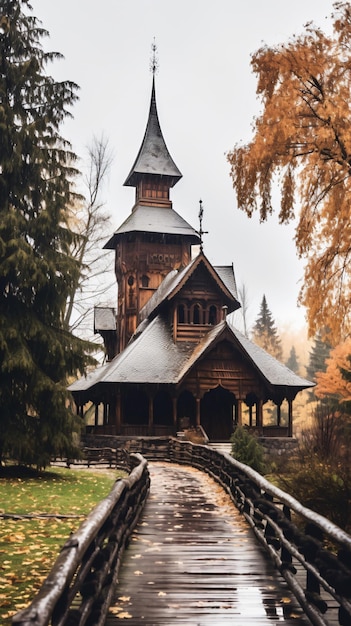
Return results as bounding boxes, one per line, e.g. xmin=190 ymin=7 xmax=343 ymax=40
xmin=94 ymin=404 xmax=99 ymax=427
xmin=276 ymin=403 xmax=281 ymax=427
xmin=116 ymin=389 xmax=121 ymax=434
xmin=237 ymin=399 xmax=243 ymax=426
xmin=248 ymin=404 xmax=253 ymax=427
xmin=196 ymin=397 xmax=201 ymax=427
xmin=257 ymin=399 xmax=263 ymax=435
xmin=103 ymin=403 xmax=108 ymax=425
xmin=172 ymin=397 xmax=177 ymax=430
xmin=288 ymin=398 xmax=293 ymax=437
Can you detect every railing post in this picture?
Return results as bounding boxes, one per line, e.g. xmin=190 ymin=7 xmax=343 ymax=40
xmin=281 ymin=504 xmax=293 ymax=566
xmin=304 ymin=523 xmax=323 ymax=595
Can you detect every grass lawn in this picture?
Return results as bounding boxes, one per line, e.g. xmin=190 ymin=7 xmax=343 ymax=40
xmin=0 ymin=466 xmax=124 ymax=623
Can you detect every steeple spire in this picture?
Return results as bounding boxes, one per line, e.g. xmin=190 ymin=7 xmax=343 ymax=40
xmin=124 ymin=52 xmax=182 ymax=189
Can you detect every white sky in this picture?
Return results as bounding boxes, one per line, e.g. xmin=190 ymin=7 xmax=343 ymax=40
xmin=32 ymin=0 xmax=335 ymax=334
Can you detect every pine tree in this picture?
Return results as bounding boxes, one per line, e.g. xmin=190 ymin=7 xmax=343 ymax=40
xmin=0 ymin=1 xmax=95 ymax=467
xmin=252 ymin=295 xmax=282 ymax=360
xmin=306 ymin=331 xmax=331 ymax=383
xmin=286 ymin=346 xmax=300 ymax=374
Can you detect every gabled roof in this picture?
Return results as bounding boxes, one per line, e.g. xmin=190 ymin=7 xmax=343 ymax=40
xmin=69 ymin=314 xmax=314 ymax=398
xmin=226 ymin=316 xmax=312 ymax=388
xmin=69 ymin=316 xmax=194 ymax=392
xmin=139 ymin=253 xmax=240 ymax=321
xmin=124 ymin=77 xmax=182 ymax=188
xmin=104 ymin=204 xmax=199 ymax=249
xmin=214 ymin=265 xmax=238 ymax=300
xmin=176 ymin=316 xmax=314 ymax=390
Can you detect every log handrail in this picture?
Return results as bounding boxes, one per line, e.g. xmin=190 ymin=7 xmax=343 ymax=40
xmin=12 ymin=453 xmax=149 ymax=626
xmin=12 ymin=438 xmax=351 ymax=626
xmin=169 ymin=439 xmax=351 ymax=626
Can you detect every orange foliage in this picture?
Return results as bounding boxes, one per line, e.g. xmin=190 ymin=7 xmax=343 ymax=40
xmin=315 ymin=338 xmax=351 ymax=400
xmin=227 ymin=2 xmax=351 ymax=344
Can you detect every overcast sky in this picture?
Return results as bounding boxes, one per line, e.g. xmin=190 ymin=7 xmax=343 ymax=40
xmin=32 ymin=0 xmax=335 ymax=333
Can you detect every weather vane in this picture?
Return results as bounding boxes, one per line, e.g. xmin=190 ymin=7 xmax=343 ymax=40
xmin=198 ymin=199 xmax=208 ymax=253
xmin=150 ymin=38 xmax=159 ymax=75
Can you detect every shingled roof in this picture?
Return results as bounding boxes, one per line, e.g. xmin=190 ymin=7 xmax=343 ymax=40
xmin=124 ymin=77 xmax=182 ymax=188
xmin=69 ymin=313 xmax=313 ymax=398
xmin=139 ymin=253 xmax=240 ymax=322
xmin=104 ymin=204 xmax=199 ymax=250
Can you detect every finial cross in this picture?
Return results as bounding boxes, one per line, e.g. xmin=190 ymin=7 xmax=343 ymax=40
xmin=150 ymin=38 xmax=159 ymax=75
xmin=198 ymin=199 xmax=208 ymax=253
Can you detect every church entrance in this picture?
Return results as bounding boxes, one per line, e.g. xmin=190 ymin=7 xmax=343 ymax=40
xmin=201 ymin=386 xmax=236 ymax=441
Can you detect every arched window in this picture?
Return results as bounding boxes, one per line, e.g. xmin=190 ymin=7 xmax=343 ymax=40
xmin=177 ymin=304 xmax=185 ymax=323
xmin=208 ymin=305 xmax=217 ymax=325
xmin=141 ymin=274 xmax=149 ymax=288
xmin=193 ymin=304 xmax=201 ymax=324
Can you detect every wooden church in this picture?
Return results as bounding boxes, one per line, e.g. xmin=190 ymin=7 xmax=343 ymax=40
xmin=69 ymin=76 xmax=313 ymax=442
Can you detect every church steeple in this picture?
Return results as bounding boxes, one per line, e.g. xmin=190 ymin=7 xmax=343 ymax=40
xmin=104 ymin=66 xmax=199 ymax=354
xmin=124 ymin=76 xmax=182 ymax=198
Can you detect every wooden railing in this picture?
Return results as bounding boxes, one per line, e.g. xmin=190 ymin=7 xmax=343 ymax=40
xmin=12 ymin=453 xmax=149 ymax=626
xmin=169 ymin=439 xmax=351 ymax=626
xmin=11 ymin=438 xmax=351 ymax=626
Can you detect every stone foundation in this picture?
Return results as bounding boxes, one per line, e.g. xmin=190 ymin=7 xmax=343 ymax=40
xmin=258 ymin=437 xmax=298 ymax=456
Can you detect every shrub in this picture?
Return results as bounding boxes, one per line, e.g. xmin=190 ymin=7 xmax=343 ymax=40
xmin=230 ymin=426 xmax=266 ymax=474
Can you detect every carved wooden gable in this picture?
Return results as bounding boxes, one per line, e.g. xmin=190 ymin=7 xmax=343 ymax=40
xmin=170 ymin=257 xmax=239 ymax=342
xmin=181 ymin=339 xmax=265 ymax=399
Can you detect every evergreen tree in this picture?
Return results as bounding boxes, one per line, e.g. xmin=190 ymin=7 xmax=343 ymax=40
xmin=286 ymin=346 xmax=300 ymax=374
xmin=0 ymin=1 xmax=95 ymax=467
xmin=306 ymin=331 xmax=331 ymax=383
xmin=252 ymin=295 xmax=282 ymax=360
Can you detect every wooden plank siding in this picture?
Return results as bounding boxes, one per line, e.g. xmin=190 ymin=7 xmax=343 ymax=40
xmin=105 ymin=463 xmax=311 ymax=625
xmin=182 ymin=340 xmax=264 ymax=398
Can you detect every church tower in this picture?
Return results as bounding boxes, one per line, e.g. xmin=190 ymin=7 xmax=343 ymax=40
xmin=104 ymin=77 xmax=200 ymax=353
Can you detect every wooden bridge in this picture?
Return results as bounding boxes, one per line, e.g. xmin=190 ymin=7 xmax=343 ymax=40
xmin=13 ymin=441 xmax=351 ymax=626
xmin=106 ymin=462 xmax=309 ymax=625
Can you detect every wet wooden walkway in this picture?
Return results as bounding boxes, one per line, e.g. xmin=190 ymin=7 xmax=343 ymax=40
xmin=106 ymin=462 xmax=311 ymax=625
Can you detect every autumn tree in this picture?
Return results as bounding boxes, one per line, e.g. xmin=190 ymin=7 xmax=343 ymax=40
xmin=0 ymin=1 xmax=95 ymax=467
xmin=315 ymin=338 xmax=351 ymax=407
xmin=228 ymin=2 xmax=351 ymax=344
xmin=252 ymin=295 xmax=283 ymax=360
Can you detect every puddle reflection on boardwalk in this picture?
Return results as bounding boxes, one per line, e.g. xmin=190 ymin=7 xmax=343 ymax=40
xmin=106 ymin=463 xmax=310 ymax=625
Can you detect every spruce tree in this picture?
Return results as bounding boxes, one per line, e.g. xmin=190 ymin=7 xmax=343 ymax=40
xmin=0 ymin=1 xmax=94 ymax=467
xmin=306 ymin=331 xmax=332 ymax=382
xmin=286 ymin=346 xmax=300 ymax=374
xmin=252 ymin=295 xmax=283 ymax=360
xmin=306 ymin=331 xmax=332 ymax=403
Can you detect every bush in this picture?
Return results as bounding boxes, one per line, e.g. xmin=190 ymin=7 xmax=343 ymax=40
xmin=274 ymin=403 xmax=351 ymax=531
xmin=230 ymin=426 xmax=266 ymax=474
xmin=277 ymin=458 xmax=351 ymax=532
